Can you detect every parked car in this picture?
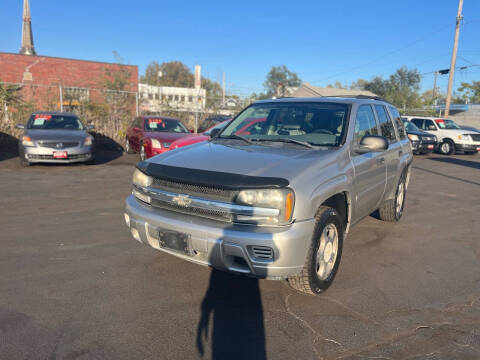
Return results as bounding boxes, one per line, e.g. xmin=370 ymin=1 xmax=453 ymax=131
xmin=406 ymin=116 xmax=480 ymax=155
xmin=16 ymin=112 xmax=95 ymax=166
xmin=125 ymin=97 xmax=413 ymax=295
xmin=125 ymin=116 xmax=191 ymax=160
xmin=401 ymin=118 xmax=437 ymax=154
xmin=169 ymin=120 xmax=230 ymax=150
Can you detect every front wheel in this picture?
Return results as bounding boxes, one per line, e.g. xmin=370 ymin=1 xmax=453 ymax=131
xmin=140 ymin=143 xmax=146 ymax=160
xmin=125 ymin=138 xmax=134 ymax=154
xmin=439 ymin=140 xmax=455 ymax=155
xmin=288 ymin=206 xmax=344 ymax=295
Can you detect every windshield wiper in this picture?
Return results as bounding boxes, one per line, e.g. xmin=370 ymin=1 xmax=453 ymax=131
xmin=218 ymin=134 xmax=254 ymax=144
xmin=251 ymin=138 xmax=315 ymax=149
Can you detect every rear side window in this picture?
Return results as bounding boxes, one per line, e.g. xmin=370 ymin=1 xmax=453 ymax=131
xmin=424 ymin=119 xmax=436 ymax=131
xmin=411 ymin=118 xmax=424 ymax=129
xmin=354 ymin=105 xmax=378 ymax=145
xmin=389 ymin=106 xmax=406 ymax=140
xmin=375 ymin=105 xmax=397 ymax=143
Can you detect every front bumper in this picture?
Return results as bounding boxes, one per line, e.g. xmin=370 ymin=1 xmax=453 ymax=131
xmin=125 ymin=194 xmax=315 ymax=279
xmin=455 ymin=143 xmax=480 ymax=153
xmin=22 ymin=145 xmax=93 ymax=163
xmin=411 ymin=140 xmax=437 ymax=153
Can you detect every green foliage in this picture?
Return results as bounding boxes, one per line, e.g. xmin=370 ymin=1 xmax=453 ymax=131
xmin=457 ymin=81 xmax=480 ymax=103
xmin=263 ymin=65 xmax=302 ymax=97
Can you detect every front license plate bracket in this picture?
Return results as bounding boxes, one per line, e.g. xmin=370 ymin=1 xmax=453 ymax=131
xmin=158 ymin=229 xmax=193 ymax=255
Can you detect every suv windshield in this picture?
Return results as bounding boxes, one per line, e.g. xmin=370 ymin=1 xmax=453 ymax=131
xmin=435 ymin=119 xmax=461 ymax=130
xmin=219 ymin=102 xmax=349 ymax=147
xmin=402 ymin=120 xmax=420 ymax=132
xmin=27 ymin=114 xmax=84 ymax=130
xmin=145 ymin=118 xmax=188 ymax=133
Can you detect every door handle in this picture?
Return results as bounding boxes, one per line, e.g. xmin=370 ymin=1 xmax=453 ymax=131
xmin=376 ymin=157 xmax=385 ymax=165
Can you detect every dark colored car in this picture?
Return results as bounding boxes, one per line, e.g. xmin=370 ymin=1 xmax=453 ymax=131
xmin=125 ymin=116 xmax=191 ymax=160
xmin=401 ymin=118 xmax=437 ymax=154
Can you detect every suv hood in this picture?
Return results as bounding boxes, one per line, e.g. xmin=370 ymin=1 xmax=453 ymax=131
xmin=25 ymin=129 xmax=88 ymax=141
xmin=147 ymin=141 xmax=338 ymax=182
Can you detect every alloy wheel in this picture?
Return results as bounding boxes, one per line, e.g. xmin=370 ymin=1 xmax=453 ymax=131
xmin=140 ymin=145 xmax=145 ymax=160
xmin=316 ymin=223 xmax=339 ymax=281
xmin=396 ymin=181 xmax=405 ymax=217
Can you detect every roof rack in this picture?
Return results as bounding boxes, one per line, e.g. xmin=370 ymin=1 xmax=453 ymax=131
xmin=321 ymin=95 xmax=390 ymax=103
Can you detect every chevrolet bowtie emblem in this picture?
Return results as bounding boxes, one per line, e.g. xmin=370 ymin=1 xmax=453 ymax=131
xmin=56 ymin=143 xmax=63 ymax=148
xmin=172 ymin=194 xmax=192 ymax=207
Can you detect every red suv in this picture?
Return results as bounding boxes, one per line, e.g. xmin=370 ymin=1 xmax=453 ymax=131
xmin=125 ymin=116 xmax=191 ymax=160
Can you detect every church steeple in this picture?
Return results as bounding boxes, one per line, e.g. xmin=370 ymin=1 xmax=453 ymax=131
xmin=19 ymin=0 xmax=36 ymax=56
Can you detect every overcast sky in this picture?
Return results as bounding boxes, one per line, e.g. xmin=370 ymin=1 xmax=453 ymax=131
xmin=1 ymin=0 xmax=479 ymax=96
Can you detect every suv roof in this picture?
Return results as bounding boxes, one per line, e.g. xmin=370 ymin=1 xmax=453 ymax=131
xmin=31 ymin=111 xmax=78 ymax=117
xmin=255 ymin=96 xmax=391 ymax=105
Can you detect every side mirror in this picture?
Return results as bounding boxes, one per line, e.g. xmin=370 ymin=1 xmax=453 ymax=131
xmin=86 ymin=124 xmax=95 ymax=130
xmin=210 ymin=128 xmax=222 ymax=138
xmin=355 ymin=135 xmax=389 ymax=154
xmin=16 ymin=124 xmax=25 ymax=129
xmin=427 ymin=125 xmax=436 ymax=131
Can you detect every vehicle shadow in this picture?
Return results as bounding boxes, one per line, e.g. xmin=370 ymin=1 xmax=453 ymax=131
xmin=196 ymin=242 xmax=267 ymax=360
xmin=427 ymin=156 xmax=480 ymax=170
xmin=0 ymin=132 xmax=18 ymax=162
xmin=89 ymin=133 xmax=124 ymax=165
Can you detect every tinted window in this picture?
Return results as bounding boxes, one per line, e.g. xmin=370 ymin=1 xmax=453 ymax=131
xmin=354 ymin=105 xmax=378 ymax=144
xmin=411 ymin=118 xmax=425 ymax=129
xmin=389 ymin=106 xmax=406 ymax=140
xmin=424 ymin=119 xmax=436 ymax=130
xmin=375 ymin=105 xmax=397 ymax=142
xmin=27 ymin=114 xmax=84 ymax=130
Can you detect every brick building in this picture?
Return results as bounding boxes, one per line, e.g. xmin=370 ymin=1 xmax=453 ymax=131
xmin=0 ymin=52 xmax=138 ymax=110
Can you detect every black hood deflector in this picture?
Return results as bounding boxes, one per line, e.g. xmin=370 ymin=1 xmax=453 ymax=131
xmin=136 ymin=161 xmax=289 ymax=190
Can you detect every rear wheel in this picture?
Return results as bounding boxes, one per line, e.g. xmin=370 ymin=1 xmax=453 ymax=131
xmin=439 ymin=139 xmax=455 ymax=155
xmin=379 ymin=172 xmax=407 ymax=222
xmin=288 ymin=206 xmax=344 ymax=295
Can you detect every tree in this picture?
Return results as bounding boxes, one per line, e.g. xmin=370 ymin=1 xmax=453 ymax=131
xmin=263 ymin=65 xmax=301 ymax=97
xmin=0 ymin=83 xmax=23 ymax=124
xmin=141 ymin=61 xmax=194 ymax=88
xmin=457 ymin=81 xmax=480 ymax=103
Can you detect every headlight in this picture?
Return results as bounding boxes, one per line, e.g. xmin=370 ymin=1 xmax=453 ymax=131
xmin=84 ymin=135 xmax=94 ymax=146
xmin=22 ymin=136 xmax=35 ymax=147
xmin=407 ymin=134 xmax=419 ymax=141
xmin=163 ymin=142 xmax=171 ymax=148
xmin=151 ymin=139 xmax=161 ymax=148
xmin=236 ymin=188 xmax=294 ymax=225
xmin=458 ymin=134 xmax=471 ymax=141
xmin=132 ymin=169 xmax=153 ymax=188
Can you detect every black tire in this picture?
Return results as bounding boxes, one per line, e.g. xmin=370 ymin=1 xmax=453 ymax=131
xmin=125 ymin=137 xmax=134 ymax=154
xmin=19 ymin=153 xmax=30 ymax=167
xmin=439 ymin=139 xmax=455 ymax=155
xmin=378 ymin=172 xmax=407 ymax=222
xmin=287 ymin=206 xmax=344 ymax=295
xmin=140 ymin=143 xmax=146 ymax=161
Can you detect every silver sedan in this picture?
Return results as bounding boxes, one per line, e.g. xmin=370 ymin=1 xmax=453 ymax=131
xmin=17 ymin=112 xmax=95 ymax=166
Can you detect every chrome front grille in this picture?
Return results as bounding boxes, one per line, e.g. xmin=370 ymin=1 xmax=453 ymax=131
xmin=136 ymin=186 xmax=279 ymax=223
xmin=152 ymin=178 xmax=237 ymax=202
xmin=470 ymin=134 xmax=480 ymax=142
xmin=38 ymin=141 xmax=79 ymax=149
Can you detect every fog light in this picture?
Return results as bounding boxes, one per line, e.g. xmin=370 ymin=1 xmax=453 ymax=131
xmin=124 ymin=213 xmax=130 ymax=227
xmin=131 ymin=228 xmax=141 ymax=242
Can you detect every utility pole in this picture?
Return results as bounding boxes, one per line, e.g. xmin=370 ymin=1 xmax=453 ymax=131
xmin=222 ymin=72 xmax=226 ymax=107
xmin=59 ymin=84 xmax=63 ymax=112
xmin=432 ymin=71 xmax=438 ymax=102
xmin=445 ymin=0 xmax=463 ymax=117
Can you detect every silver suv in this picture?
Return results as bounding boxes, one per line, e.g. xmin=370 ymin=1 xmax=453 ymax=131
xmin=124 ymin=97 xmax=413 ymax=294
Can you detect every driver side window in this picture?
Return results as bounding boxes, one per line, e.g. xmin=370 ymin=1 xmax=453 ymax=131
xmin=354 ymin=105 xmax=378 ymax=145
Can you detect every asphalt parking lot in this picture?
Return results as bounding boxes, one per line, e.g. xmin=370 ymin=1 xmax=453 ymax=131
xmin=0 ymin=152 xmax=479 ymax=360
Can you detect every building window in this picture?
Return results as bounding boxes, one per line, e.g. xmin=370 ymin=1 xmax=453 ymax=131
xmin=188 ymin=96 xmax=193 ymax=102
xmin=148 ymin=93 xmax=153 ymax=100
xmin=154 ymin=93 xmax=159 ymax=100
